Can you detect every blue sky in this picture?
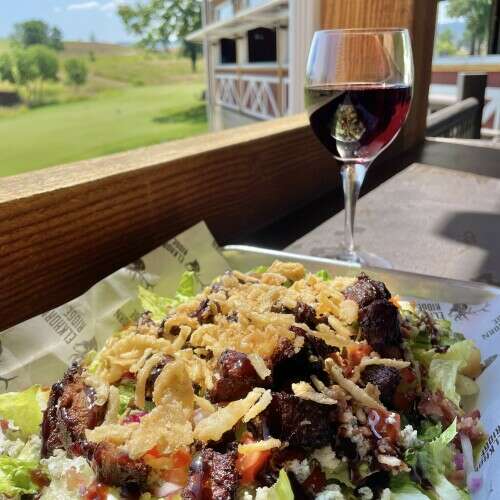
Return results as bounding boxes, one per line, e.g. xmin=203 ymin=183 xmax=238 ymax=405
xmin=0 ymin=0 xmax=139 ymax=43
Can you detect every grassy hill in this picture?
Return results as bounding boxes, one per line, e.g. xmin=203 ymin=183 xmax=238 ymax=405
xmin=0 ymin=40 xmax=207 ymax=176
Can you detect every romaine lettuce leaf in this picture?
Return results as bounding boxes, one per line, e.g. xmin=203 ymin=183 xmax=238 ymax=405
xmin=249 ymin=265 xmax=268 ymax=274
xmin=118 ymin=382 xmax=135 ymax=415
xmin=433 ymin=474 xmax=469 ymax=500
xmin=315 ymin=270 xmax=332 ymax=281
xmin=390 ymin=473 xmax=430 ymax=499
xmin=0 ymin=386 xmax=43 ymax=437
xmin=138 ymin=271 xmax=198 ymax=321
xmin=267 ymin=469 xmax=294 ymax=500
xmin=428 ymin=360 xmax=462 ymax=406
xmin=0 ymin=456 xmax=38 ymax=496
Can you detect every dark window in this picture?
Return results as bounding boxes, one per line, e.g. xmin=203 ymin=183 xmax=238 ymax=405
xmin=247 ymin=27 xmax=277 ymax=63
xmin=220 ymin=38 xmax=237 ymax=64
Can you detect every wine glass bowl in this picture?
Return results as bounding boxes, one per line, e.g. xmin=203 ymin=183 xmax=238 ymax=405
xmin=305 ymin=28 xmax=413 ymax=266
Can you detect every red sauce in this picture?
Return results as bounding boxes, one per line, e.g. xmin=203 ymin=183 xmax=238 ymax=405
xmin=85 ymin=482 xmax=109 ymax=500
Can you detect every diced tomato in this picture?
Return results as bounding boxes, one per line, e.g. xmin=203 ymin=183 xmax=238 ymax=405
xmin=162 ymin=466 xmax=189 ymax=485
xmin=85 ymin=483 xmax=108 ymax=500
xmin=172 ymin=449 xmax=192 ymax=468
xmin=369 ymin=409 xmax=401 ymax=443
xmin=236 ymin=435 xmax=271 ymax=485
xmin=146 ymin=445 xmax=163 ymax=459
xmin=346 ymin=343 xmax=372 ymax=367
xmin=0 ymin=420 xmax=8 ymax=432
xmin=302 ymin=465 xmax=326 ymax=493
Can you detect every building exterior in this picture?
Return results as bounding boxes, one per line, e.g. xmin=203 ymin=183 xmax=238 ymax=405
xmin=188 ymin=0 xmax=318 ymax=130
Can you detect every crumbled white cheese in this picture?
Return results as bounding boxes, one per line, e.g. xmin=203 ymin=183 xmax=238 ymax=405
xmin=312 ymin=446 xmax=342 ymax=471
xmin=243 ymin=492 xmax=254 ymax=500
xmin=286 ymin=458 xmax=311 ymax=483
xmin=40 ymin=449 xmax=95 ymax=500
xmin=380 ymin=488 xmax=391 ymax=500
xmin=358 ymin=486 xmax=374 ymax=499
xmin=350 ymin=431 xmax=370 ymax=459
xmin=400 ymin=424 xmax=419 ymax=449
xmin=316 ymin=483 xmax=346 ymax=500
xmin=386 ymin=412 xmax=397 ymax=425
xmin=0 ymin=427 xmax=24 ymax=457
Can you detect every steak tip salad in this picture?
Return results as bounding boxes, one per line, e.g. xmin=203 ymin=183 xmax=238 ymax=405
xmin=0 ymin=262 xmax=487 ymax=499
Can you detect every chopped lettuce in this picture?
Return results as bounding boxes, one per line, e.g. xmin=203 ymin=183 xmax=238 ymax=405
xmin=433 ymin=474 xmax=469 ymax=500
xmin=265 ymin=469 xmax=294 ymax=500
xmin=0 ymin=386 xmax=43 ymax=437
xmin=315 ymin=270 xmax=332 ymax=281
xmin=390 ymin=474 xmax=430 ymax=499
xmin=428 ymin=360 xmax=462 ymax=406
xmin=249 ymin=265 xmax=268 ymax=274
xmin=118 ymin=382 xmax=136 ymax=415
xmin=0 ymin=455 xmax=39 ymax=496
xmin=138 ymin=271 xmax=198 ymax=322
xmin=407 ymin=420 xmax=470 ymax=499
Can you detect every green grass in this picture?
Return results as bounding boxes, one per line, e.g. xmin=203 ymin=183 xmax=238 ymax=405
xmin=0 ymin=40 xmax=208 ymax=176
xmin=0 ymin=82 xmax=207 ymax=176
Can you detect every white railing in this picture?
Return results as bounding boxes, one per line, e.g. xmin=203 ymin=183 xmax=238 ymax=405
xmin=215 ymin=72 xmax=288 ymax=120
xmin=215 ymin=74 xmax=240 ymax=111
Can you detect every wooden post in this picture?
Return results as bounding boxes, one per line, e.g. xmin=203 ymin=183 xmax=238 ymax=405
xmin=457 ymin=73 xmax=488 ymax=139
xmin=320 ymin=0 xmax=438 ymax=153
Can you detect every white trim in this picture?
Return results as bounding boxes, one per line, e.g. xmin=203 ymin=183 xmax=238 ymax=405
xmin=187 ymin=0 xmax=288 ymax=42
xmin=288 ymin=0 xmax=320 ymax=114
xmin=240 ymin=74 xmax=280 ymax=83
xmin=215 ymin=63 xmax=286 ymax=71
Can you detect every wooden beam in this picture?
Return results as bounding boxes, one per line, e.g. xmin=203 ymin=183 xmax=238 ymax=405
xmin=0 ymin=115 xmax=335 ymax=331
xmin=320 ymin=0 xmax=438 ymax=152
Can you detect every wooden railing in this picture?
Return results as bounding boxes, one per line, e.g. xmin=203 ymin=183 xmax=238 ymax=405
xmin=427 ymin=97 xmax=480 ymax=139
xmin=427 ymin=73 xmax=487 ymax=139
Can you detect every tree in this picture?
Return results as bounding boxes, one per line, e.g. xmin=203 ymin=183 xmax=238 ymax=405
xmin=436 ymin=28 xmax=459 ymax=56
xmin=65 ymin=58 xmax=88 ymax=88
xmin=447 ymin=0 xmax=491 ymax=55
xmin=49 ymin=27 xmax=64 ymax=51
xmin=12 ymin=20 xmax=64 ymax=51
xmin=12 ymin=20 xmax=49 ymax=47
xmin=118 ymin=0 xmax=202 ymax=72
xmin=0 ymin=45 xmax=59 ymax=105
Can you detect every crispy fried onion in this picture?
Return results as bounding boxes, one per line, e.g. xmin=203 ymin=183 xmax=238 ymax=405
xmin=312 ymin=324 xmax=352 ymax=349
xmin=325 ymin=358 xmax=385 ymax=411
xmin=351 ymin=357 xmax=411 ymax=383
xmin=104 ymin=385 xmax=120 ymax=424
xmin=84 ymin=372 xmax=109 ymax=406
xmin=97 ymin=332 xmax=174 ymax=384
xmin=238 ymin=438 xmax=282 ymax=454
xmin=153 ymin=359 xmax=194 ymax=411
xmin=127 ymin=396 xmax=194 ymax=460
xmin=194 ymin=388 xmax=270 ymax=442
xmin=248 ymin=353 xmax=271 ymax=380
xmin=292 ymin=381 xmax=337 ymax=405
xmin=86 ymin=423 xmax=139 ymax=446
xmin=135 ymin=352 xmax=164 ymax=410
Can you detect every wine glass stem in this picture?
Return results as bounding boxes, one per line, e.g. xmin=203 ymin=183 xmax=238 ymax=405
xmin=341 ymin=163 xmax=367 ymax=259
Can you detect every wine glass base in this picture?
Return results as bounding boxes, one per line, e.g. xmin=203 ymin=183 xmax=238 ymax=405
xmin=310 ymin=246 xmax=392 ymax=269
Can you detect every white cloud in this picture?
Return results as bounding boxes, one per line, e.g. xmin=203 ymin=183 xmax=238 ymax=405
xmin=67 ymin=1 xmax=101 ymax=11
xmin=53 ymin=6 xmax=63 ymax=13
xmin=100 ymin=0 xmax=125 ymax=12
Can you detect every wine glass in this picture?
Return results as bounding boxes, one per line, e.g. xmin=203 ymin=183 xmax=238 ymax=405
xmin=305 ymin=28 xmax=413 ymax=267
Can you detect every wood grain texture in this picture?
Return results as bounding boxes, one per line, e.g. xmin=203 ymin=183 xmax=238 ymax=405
xmin=0 ymin=115 xmax=335 ymax=331
xmin=321 ymin=0 xmax=438 ymax=152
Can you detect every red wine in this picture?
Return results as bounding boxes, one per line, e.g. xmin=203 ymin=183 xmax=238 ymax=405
xmin=305 ymin=84 xmax=412 ymax=162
